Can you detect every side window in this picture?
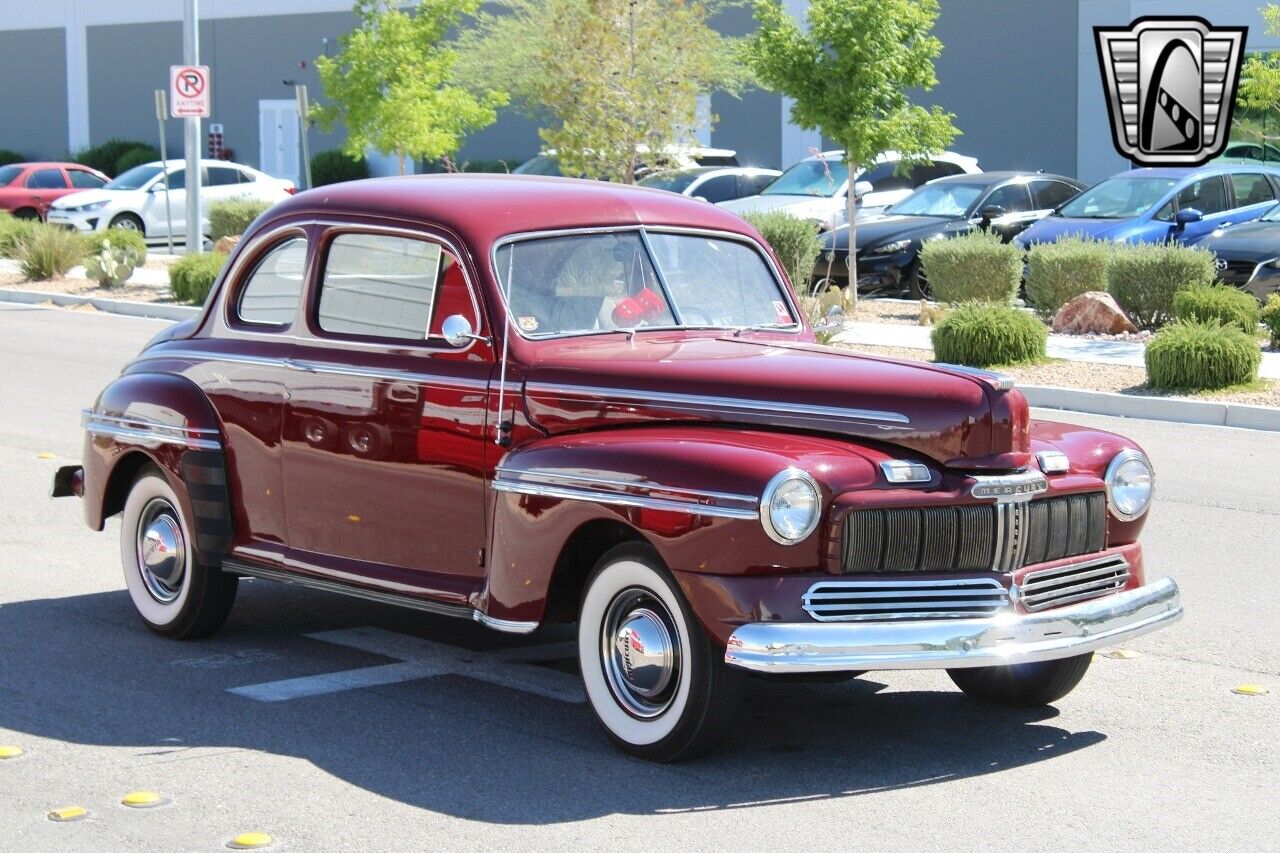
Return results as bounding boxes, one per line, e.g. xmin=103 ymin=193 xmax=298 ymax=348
xmin=166 ymin=169 xmax=186 ymax=190
xmin=317 ymin=233 xmax=446 ymax=341
xmin=1230 ymin=173 xmax=1276 ymax=207
xmin=1032 ymin=180 xmax=1079 ymax=210
xmin=69 ymin=170 xmax=106 ymax=189
xmin=980 ymin=183 xmax=1033 ymax=213
xmin=238 ymin=169 xmax=257 ymax=183
xmin=207 ymin=166 xmax=241 ymax=187
xmin=26 ymin=169 xmax=67 ymax=189
xmin=1176 ymin=176 xmax=1229 ymax=215
xmin=695 ymin=174 xmax=738 ymax=203
xmin=236 ymin=237 xmax=308 ymax=326
xmin=910 ymin=162 xmax=963 ymax=185
xmin=860 ymin=161 xmax=912 ymax=192
xmin=746 ymin=174 xmax=775 ymax=193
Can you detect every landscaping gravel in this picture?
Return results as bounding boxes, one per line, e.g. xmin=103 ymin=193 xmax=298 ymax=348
xmin=0 ymin=273 xmax=174 ymax=304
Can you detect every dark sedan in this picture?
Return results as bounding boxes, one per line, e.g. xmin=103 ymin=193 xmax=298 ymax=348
xmin=1194 ymin=203 xmax=1280 ymax=301
xmin=811 ymin=172 xmax=1085 ymax=297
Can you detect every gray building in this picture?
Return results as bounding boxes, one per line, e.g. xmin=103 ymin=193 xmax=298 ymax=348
xmin=2 ymin=1 xmax=1275 ymax=185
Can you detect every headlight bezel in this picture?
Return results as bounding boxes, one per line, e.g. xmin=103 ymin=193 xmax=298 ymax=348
xmin=1104 ymin=448 xmax=1154 ymax=521
xmin=865 ymin=238 xmax=912 ymax=257
xmin=759 ymin=467 xmax=822 ymax=545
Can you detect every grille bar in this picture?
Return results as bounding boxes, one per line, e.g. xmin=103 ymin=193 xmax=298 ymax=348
xmin=803 ymin=578 xmax=1008 ymax=622
xmin=1019 ymin=555 xmax=1130 ymax=611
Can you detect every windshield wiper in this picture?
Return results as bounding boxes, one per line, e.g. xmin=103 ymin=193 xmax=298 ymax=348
xmin=731 ymin=321 xmax=800 ymax=337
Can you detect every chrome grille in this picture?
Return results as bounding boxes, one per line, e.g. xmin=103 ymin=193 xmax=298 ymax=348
xmin=1019 ymin=555 xmax=1130 ymax=612
xmin=841 ymin=492 xmax=1105 ymax=575
xmin=802 ymin=577 xmax=1009 ymax=622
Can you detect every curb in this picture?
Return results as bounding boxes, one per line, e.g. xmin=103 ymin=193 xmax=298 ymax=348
xmin=1022 ymin=384 xmax=1280 ymax=432
xmin=0 ymin=288 xmax=200 ymax=322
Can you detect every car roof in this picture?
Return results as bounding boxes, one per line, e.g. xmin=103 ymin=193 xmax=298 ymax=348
xmin=929 ymin=171 xmax=1080 ymax=185
xmin=1109 ymin=164 xmax=1280 ymax=180
xmin=4 ymin=162 xmax=101 ymax=171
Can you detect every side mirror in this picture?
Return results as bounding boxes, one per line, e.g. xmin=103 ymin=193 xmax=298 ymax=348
xmin=1174 ymin=207 xmax=1204 ymax=227
xmin=441 ymin=314 xmax=487 ymax=347
xmin=978 ymin=205 xmax=1005 ymax=228
xmin=852 ymin=180 xmax=874 ymax=200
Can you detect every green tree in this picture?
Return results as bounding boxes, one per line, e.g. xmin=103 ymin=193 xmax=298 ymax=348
xmin=457 ymin=0 xmax=749 ymax=183
xmin=313 ymin=0 xmax=507 ymax=175
xmin=1239 ymin=5 xmax=1280 ymax=140
xmin=746 ymin=0 xmax=958 ymax=306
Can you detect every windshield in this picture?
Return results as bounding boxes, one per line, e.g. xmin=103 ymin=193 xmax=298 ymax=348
xmin=761 ymin=156 xmax=849 ymax=197
xmin=513 ymin=155 xmax=563 ymax=176
xmin=888 ymin=183 xmax=986 ymax=218
xmin=0 ymin=165 xmax=22 ymax=187
xmin=1056 ymin=176 xmax=1178 ymax=219
xmin=105 ymin=164 xmax=164 ymax=191
xmin=494 ymin=230 xmax=797 ymax=338
xmin=637 ymin=172 xmax=703 ymax=193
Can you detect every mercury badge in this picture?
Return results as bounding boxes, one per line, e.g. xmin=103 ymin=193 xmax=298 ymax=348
xmin=1094 ymin=17 xmax=1247 ymax=166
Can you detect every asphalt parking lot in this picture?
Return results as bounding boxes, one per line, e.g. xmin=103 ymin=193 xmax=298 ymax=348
xmin=0 ymin=302 xmax=1275 ymax=851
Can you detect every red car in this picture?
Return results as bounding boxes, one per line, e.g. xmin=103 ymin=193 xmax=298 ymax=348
xmin=53 ymin=175 xmax=1182 ymax=761
xmin=0 ymin=161 xmax=109 ymax=220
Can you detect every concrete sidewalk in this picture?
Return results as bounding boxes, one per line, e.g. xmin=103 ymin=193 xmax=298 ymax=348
xmin=832 ymin=319 xmax=1280 ymax=380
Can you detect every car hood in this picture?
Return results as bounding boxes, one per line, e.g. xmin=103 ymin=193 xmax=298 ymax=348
xmin=825 ymin=215 xmax=966 ymax=252
xmin=1015 ymin=216 xmax=1144 ymax=246
xmin=521 ymin=335 xmax=1029 ymax=469
xmin=1195 ymin=220 xmax=1280 ymax=259
xmin=719 ymin=194 xmax=841 ymax=222
xmin=50 ymin=189 xmax=125 ymax=209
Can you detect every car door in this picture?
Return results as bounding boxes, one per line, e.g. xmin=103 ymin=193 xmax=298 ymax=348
xmin=280 ymin=225 xmax=494 ymax=595
xmin=1225 ymin=172 xmax=1278 ymax=226
xmin=24 ymin=167 xmax=69 ymax=219
xmin=143 ymin=167 xmax=188 ymax=236
xmin=1159 ymin=174 xmax=1231 ymax=243
xmin=974 ymin=181 xmax=1036 ymax=240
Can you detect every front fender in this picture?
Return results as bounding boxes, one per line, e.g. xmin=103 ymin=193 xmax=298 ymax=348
xmin=482 ymin=426 xmax=885 ymax=626
xmin=1030 ymin=418 xmax=1150 ymax=543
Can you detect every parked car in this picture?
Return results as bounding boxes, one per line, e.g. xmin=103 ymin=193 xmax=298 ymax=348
xmin=1192 ymin=202 xmax=1280 ymax=301
xmin=46 ymin=159 xmax=295 ymax=240
xmin=637 ymin=166 xmax=781 ymax=203
xmin=1015 ymin=165 xmax=1280 ymax=248
xmin=719 ymin=150 xmax=981 ymax=231
xmin=813 ymin=172 xmax=1086 ymax=296
xmin=0 ymin=161 xmax=109 ymax=220
xmin=1219 ymin=141 xmax=1280 ymax=164
xmin=54 ymin=174 xmax=1181 ymax=761
xmin=514 ymin=146 xmax=740 ymax=180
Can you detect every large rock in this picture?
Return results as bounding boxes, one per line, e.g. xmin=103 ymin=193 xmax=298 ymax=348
xmin=213 ymin=235 xmax=241 ymax=254
xmin=1052 ymin=291 xmax=1137 ymax=335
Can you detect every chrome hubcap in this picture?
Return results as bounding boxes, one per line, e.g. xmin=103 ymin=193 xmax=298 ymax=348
xmin=136 ymin=498 xmax=186 ymax=604
xmin=601 ymin=589 xmax=680 ymax=718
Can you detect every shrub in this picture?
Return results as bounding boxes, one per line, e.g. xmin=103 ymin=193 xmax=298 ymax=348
xmin=0 ymin=211 xmax=39 ymax=257
xmin=169 ymin=252 xmax=227 ymax=303
xmin=0 ymin=149 xmax=26 ymax=167
xmin=742 ymin=211 xmax=823 ymax=292
xmin=1107 ymin=242 xmax=1215 ymax=330
xmin=931 ymin=303 xmax=1048 ymax=367
xmin=1262 ymin=294 xmax=1280 ymax=348
xmin=1145 ymin=320 xmax=1261 ymax=391
xmin=1024 ymin=235 xmax=1112 ymax=319
xmin=421 ymin=157 xmax=515 ymax=174
xmin=208 ymin=199 xmax=272 ymax=241
xmin=919 ymin=229 xmax=1021 ymax=305
xmin=114 ymin=145 xmax=161 ymax=175
xmin=92 ymin=228 xmax=148 ymax=264
xmin=15 ymin=224 xmax=87 ymax=280
xmin=72 ymin=138 xmax=154 ymax=177
xmin=311 ymin=149 xmax=371 ymax=186
xmin=84 ymin=239 xmax=144 ymax=287
xmin=1171 ymin=282 xmax=1260 ymax=334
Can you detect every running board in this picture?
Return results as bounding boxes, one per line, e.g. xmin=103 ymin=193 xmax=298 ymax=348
xmin=222 ymin=559 xmax=539 ymax=635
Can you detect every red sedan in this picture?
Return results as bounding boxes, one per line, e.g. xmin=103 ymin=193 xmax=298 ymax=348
xmin=0 ymin=162 xmax=109 ymax=220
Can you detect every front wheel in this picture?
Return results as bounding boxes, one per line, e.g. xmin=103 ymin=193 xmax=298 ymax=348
xmin=109 ymin=213 xmax=145 ymax=235
xmin=578 ymin=543 xmax=743 ymax=762
xmin=947 ymin=653 xmax=1092 ymax=707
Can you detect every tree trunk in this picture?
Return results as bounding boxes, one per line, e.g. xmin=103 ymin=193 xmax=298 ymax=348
xmin=845 ymin=171 xmax=859 ymax=313
xmin=397 ymin=150 xmax=406 ymax=176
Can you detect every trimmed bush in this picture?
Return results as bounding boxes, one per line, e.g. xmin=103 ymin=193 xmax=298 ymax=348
xmin=931 ymin=303 xmax=1048 ymax=367
xmin=311 ymin=149 xmax=371 ymax=186
xmin=114 ymin=145 xmax=161 ymax=175
xmin=742 ymin=211 xmax=823 ymax=292
xmin=72 ymin=138 xmax=153 ymax=177
xmin=0 ymin=149 xmax=26 ymax=167
xmin=15 ymin=225 xmax=87 ymax=280
xmin=0 ymin=212 xmax=39 ymax=257
xmin=208 ymin=199 xmax=272 ymax=241
xmin=1107 ymin=242 xmax=1215 ymax=330
xmin=1145 ymin=320 xmax=1261 ymax=391
xmin=1171 ymin=282 xmax=1260 ymax=334
xmin=1261 ymin=294 xmax=1280 ymax=348
xmin=1024 ymin=235 xmax=1111 ymax=319
xmin=82 ymin=229 xmax=147 ymax=266
xmin=169 ymin=252 xmax=227 ymax=303
xmin=421 ymin=157 xmax=515 ymax=174
xmin=919 ymin=229 xmax=1021 ymax=305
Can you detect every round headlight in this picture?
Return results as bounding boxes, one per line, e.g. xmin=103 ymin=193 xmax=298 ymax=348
xmin=760 ymin=468 xmax=821 ymax=545
xmin=1105 ymin=449 xmax=1153 ymax=521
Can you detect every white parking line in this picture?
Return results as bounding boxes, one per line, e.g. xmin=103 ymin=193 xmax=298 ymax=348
xmin=227 ymin=627 xmax=585 ymax=704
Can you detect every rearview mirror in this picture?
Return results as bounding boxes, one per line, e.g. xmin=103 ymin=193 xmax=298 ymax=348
xmin=853 ymin=180 xmax=874 ymax=199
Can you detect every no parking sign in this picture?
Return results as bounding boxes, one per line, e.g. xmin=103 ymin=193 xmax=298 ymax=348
xmin=170 ymin=65 xmax=210 ymax=118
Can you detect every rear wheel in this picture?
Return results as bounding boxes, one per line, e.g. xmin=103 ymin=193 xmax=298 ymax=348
xmin=578 ymin=543 xmax=743 ymax=762
xmin=947 ymin=653 xmax=1092 ymax=707
xmin=12 ymin=207 xmax=38 ymax=221
xmin=119 ymin=465 xmax=237 ymax=639
xmin=904 ymin=261 xmax=929 ymax=300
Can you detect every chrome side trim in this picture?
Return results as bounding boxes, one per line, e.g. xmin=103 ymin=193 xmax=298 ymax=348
xmin=472 ymin=612 xmax=540 ymax=634
xmin=491 ymin=479 xmax=759 ymax=519
xmin=494 ymin=467 xmax=759 ymax=507
xmin=935 ymin=362 xmax=1015 ymax=391
xmin=526 ymin=382 xmax=911 ymax=426
xmin=725 ymin=577 xmax=1183 ymax=673
xmin=81 ymin=410 xmax=222 ymax=450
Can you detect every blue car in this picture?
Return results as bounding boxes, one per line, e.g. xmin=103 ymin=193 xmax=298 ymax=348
xmin=1015 ymin=165 xmax=1280 ymax=248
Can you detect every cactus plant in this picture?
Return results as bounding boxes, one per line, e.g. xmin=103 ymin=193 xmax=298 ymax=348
xmin=84 ymin=239 xmax=144 ymax=287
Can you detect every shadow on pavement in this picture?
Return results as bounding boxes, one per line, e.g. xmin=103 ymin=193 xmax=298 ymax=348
xmin=0 ymin=581 xmax=1106 ymax=823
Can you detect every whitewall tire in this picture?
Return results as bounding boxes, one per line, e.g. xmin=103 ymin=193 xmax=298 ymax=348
xmin=120 ymin=465 xmax=237 ymax=639
xmin=578 ymin=543 xmax=742 ymax=761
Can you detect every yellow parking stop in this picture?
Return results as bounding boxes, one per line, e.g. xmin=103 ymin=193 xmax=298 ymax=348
xmin=228 ymin=832 xmax=274 ymax=849
xmin=0 ymin=745 xmax=23 ymax=759
xmin=121 ymin=790 xmax=165 ymax=808
xmin=48 ymin=806 xmax=88 ymax=822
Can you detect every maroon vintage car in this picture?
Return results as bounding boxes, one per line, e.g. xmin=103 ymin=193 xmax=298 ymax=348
xmin=54 ymin=175 xmax=1181 ymax=761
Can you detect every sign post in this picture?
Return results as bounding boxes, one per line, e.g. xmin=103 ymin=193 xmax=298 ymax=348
xmin=177 ymin=0 xmax=205 ymax=253
xmin=295 ymin=84 xmax=313 ymax=191
xmin=153 ymin=89 xmax=175 ymax=254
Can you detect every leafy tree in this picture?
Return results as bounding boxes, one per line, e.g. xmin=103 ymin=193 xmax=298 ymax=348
xmin=313 ymin=0 xmax=507 ymax=175
xmin=1239 ymin=5 xmax=1280 ymax=139
xmin=746 ymin=0 xmax=958 ymax=306
xmin=457 ymin=0 xmax=749 ymax=183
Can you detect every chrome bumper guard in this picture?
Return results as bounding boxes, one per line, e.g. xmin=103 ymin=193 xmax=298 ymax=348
xmin=724 ymin=577 xmax=1182 ymax=673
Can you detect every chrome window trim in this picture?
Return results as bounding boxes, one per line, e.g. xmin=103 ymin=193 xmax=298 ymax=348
xmin=936 ymin=362 xmax=1015 ymax=391
xmin=488 ymin=224 xmax=804 ymax=342
xmin=759 ymin=467 xmax=822 ymax=545
xmin=1104 ymin=448 xmax=1154 ymax=521
xmin=491 ymin=478 xmax=759 ymax=520
xmin=82 ymin=410 xmax=221 ymax=450
xmin=525 ymin=381 xmax=911 ymax=426
xmin=230 ymin=232 xmax=310 ymax=331
xmin=494 ymin=466 xmax=759 ymax=508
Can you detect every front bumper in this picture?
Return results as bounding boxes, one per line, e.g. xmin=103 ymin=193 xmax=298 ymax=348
xmin=46 ymin=209 xmax=101 ymax=232
xmin=724 ymin=577 xmax=1181 ymax=673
